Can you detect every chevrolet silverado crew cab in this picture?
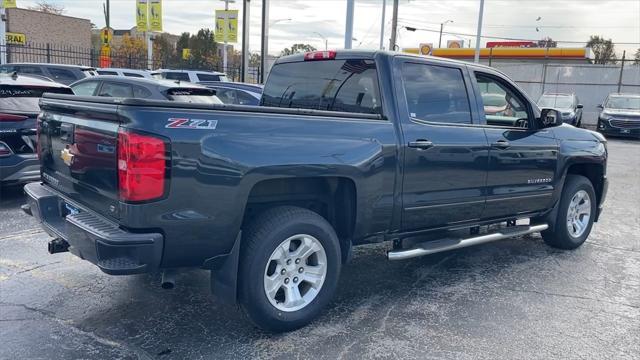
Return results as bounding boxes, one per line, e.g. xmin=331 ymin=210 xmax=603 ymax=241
xmin=24 ymin=50 xmax=608 ymax=332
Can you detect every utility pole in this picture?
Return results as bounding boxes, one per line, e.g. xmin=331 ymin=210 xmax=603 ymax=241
xmin=344 ymin=0 xmax=354 ymax=49
xmin=260 ymin=0 xmax=269 ymax=83
xmin=241 ymin=0 xmax=250 ymax=82
xmin=379 ymin=0 xmax=386 ymax=50
xmin=473 ymin=0 xmax=485 ymax=63
xmin=389 ymin=0 xmax=398 ymax=51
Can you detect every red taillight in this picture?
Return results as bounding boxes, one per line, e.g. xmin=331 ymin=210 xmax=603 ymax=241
xmin=303 ymin=50 xmax=337 ymax=61
xmin=117 ymin=129 xmax=167 ymax=202
xmin=0 ymin=113 xmax=28 ymax=122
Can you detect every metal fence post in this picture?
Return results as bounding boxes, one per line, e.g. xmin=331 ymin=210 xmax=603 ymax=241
xmin=541 ymin=47 xmax=549 ymax=94
xmin=46 ymin=43 xmax=51 ymax=63
xmin=617 ymin=50 xmax=626 ymax=93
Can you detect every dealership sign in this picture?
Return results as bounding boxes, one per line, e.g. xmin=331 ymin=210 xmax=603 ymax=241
xmin=6 ymin=32 xmax=26 ymax=46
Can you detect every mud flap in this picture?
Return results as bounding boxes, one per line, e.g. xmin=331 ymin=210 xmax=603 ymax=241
xmin=204 ymin=231 xmax=242 ymax=305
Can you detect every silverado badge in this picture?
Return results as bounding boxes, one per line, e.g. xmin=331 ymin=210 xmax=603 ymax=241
xmin=60 ymin=147 xmax=74 ymax=166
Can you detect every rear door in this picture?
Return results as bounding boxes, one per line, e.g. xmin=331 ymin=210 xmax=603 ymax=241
xmin=397 ymin=59 xmax=489 ymax=231
xmin=470 ymin=69 xmax=558 ymax=219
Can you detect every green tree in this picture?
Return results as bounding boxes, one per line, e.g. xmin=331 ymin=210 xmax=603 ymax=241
xmin=153 ymin=34 xmax=176 ymax=69
xmin=586 ymin=35 xmax=616 ymax=65
xmin=280 ymin=44 xmax=317 ymax=56
xmin=537 ymin=37 xmax=557 ymax=48
xmin=174 ymin=29 xmax=221 ymax=71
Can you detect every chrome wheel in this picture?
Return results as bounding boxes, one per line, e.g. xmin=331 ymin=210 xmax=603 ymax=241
xmin=566 ymin=190 xmax=591 ymax=238
xmin=263 ymin=234 xmax=327 ymax=312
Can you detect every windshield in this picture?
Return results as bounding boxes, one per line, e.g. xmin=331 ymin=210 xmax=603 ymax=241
xmin=605 ymin=96 xmax=640 ymax=110
xmin=538 ymin=95 xmax=573 ymax=108
xmin=165 ymin=88 xmax=222 ymax=104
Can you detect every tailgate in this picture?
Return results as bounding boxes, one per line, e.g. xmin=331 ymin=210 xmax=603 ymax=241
xmin=39 ymin=96 xmax=121 ymax=220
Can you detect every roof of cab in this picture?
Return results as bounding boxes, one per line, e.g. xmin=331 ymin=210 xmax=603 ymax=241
xmin=273 ymin=49 xmax=497 ymax=71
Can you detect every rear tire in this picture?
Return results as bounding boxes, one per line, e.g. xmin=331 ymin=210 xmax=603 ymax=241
xmin=239 ymin=206 xmax=341 ymax=332
xmin=542 ymin=175 xmax=596 ymax=249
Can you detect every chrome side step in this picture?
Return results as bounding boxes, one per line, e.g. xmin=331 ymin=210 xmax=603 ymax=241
xmin=387 ymin=224 xmax=549 ymax=261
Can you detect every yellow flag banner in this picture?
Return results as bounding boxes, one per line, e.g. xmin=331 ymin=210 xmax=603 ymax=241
xmin=215 ymin=10 xmax=238 ymax=43
xmin=149 ymin=0 xmax=162 ymax=32
xmin=3 ymin=0 xmax=17 ymax=9
xmin=136 ymin=0 xmax=148 ymax=31
xmin=182 ymin=48 xmax=191 ymax=60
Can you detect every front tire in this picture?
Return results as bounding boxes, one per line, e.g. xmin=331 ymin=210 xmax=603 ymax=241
xmin=239 ymin=206 xmax=341 ymax=332
xmin=542 ymin=175 xmax=596 ymax=249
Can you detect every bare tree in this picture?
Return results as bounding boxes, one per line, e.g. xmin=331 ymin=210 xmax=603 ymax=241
xmin=28 ymin=1 xmax=66 ymax=15
xmin=634 ymin=48 xmax=640 ymax=65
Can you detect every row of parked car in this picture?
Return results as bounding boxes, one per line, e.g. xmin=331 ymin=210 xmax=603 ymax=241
xmin=0 ymin=63 xmax=265 ymax=186
xmin=535 ymin=92 xmax=640 ymax=138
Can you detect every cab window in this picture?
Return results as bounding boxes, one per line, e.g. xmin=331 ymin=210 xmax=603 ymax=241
xmin=474 ymin=72 xmax=531 ymax=128
xmin=98 ymin=82 xmax=133 ymax=98
xmin=401 ymin=62 xmax=472 ymax=124
xmin=71 ymin=81 xmax=100 ymax=96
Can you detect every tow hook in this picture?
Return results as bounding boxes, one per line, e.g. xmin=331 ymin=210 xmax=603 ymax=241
xmin=48 ymin=238 xmax=69 ymax=254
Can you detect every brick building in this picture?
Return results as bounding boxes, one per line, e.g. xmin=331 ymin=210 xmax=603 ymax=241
xmin=5 ymin=7 xmax=92 ymax=64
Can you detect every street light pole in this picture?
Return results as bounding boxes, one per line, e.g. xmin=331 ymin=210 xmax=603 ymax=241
xmin=438 ymin=20 xmax=452 ymax=48
xmin=379 ymin=0 xmax=386 ymax=50
xmin=389 ymin=0 xmax=398 ymax=50
xmin=241 ymin=0 xmax=250 ymax=82
xmin=345 ymin=0 xmax=354 ymax=49
xmin=473 ymin=0 xmax=485 ymax=63
xmin=313 ymin=32 xmax=328 ymax=50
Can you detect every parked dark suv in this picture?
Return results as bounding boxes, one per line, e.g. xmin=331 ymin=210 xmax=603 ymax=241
xmin=597 ymin=93 xmax=640 ymax=138
xmin=538 ymin=93 xmax=583 ymax=127
xmin=0 ymin=73 xmax=73 ymax=185
xmin=0 ymin=63 xmax=97 ymax=85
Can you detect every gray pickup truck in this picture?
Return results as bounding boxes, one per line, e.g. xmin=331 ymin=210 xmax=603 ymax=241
xmin=24 ymin=50 xmax=608 ymax=332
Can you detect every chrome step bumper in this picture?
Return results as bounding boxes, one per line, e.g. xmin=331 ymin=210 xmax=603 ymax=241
xmin=387 ymin=224 xmax=549 ymax=261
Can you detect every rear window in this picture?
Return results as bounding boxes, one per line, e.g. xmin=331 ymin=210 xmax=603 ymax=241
xmin=0 ymin=85 xmax=73 ymax=112
xmin=165 ymin=88 xmax=222 ymax=104
xmin=97 ymin=70 xmax=118 ymax=75
xmin=197 ymin=73 xmax=223 ymax=81
xmin=261 ymin=59 xmax=382 ymax=115
xmin=124 ymin=72 xmax=145 ymax=78
xmin=164 ymin=72 xmax=190 ymax=81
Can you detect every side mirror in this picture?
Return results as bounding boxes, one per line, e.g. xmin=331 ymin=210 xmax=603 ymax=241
xmin=539 ymin=108 xmax=562 ymax=128
xmin=577 ymin=104 xmax=583 ymax=109
xmin=597 ymin=104 xmax=604 ymax=109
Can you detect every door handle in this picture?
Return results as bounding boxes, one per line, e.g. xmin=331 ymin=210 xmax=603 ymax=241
xmin=408 ymin=139 xmax=434 ymax=149
xmin=491 ymin=140 xmax=510 ymax=149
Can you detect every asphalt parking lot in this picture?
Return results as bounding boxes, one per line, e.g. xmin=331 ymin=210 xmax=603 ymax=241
xmin=1 ymin=138 xmax=638 ymax=360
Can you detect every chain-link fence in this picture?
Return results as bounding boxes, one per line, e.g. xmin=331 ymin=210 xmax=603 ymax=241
xmin=1 ymin=42 xmax=260 ymax=83
xmin=486 ymin=59 xmax=640 ymax=127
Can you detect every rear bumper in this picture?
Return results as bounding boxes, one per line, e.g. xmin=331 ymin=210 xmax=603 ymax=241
xmin=0 ymin=154 xmax=39 ymax=184
xmin=24 ymin=182 xmax=163 ymax=275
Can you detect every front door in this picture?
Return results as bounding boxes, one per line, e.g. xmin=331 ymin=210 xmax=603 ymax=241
xmin=398 ymin=60 xmax=489 ymax=231
xmin=471 ymin=70 xmax=559 ymax=219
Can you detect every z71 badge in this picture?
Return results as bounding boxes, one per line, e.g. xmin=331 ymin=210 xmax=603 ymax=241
xmin=166 ymin=118 xmax=218 ymax=130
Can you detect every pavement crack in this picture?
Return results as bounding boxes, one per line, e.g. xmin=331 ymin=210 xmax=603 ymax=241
xmin=586 ymin=241 xmax=640 ymax=254
xmin=501 ymin=288 xmax=640 ymax=309
xmin=16 ymin=261 xmax=61 ymax=274
xmin=0 ymin=228 xmax=46 ymax=241
xmin=0 ymin=301 xmax=154 ymax=360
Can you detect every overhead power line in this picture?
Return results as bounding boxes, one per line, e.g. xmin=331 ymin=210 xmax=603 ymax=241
xmin=398 ymin=22 xmax=640 ymax=45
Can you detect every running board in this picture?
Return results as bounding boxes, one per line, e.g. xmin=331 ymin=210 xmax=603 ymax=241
xmin=387 ymin=224 xmax=549 ymax=261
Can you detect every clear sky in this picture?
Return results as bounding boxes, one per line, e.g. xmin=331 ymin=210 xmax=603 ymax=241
xmin=16 ymin=0 xmax=640 ymax=56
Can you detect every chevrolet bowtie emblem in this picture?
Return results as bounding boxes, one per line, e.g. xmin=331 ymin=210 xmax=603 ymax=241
xmin=60 ymin=148 xmax=74 ymax=166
